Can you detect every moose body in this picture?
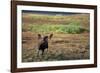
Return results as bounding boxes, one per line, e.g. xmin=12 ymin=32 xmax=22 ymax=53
xmin=37 ymin=34 xmax=53 ymax=55
xmin=39 ymin=41 xmax=48 ymax=51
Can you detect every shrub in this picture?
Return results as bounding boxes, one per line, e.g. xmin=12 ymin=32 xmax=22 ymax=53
xmin=61 ymin=22 xmax=88 ymax=34
xmin=27 ymin=22 xmax=88 ymax=34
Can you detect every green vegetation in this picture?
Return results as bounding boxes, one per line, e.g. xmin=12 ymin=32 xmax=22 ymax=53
xmin=22 ymin=21 xmax=88 ymax=34
xmin=61 ymin=22 xmax=89 ymax=34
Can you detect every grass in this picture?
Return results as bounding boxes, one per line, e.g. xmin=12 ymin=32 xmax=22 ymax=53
xmin=22 ymin=32 xmax=90 ymax=62
xmin=61 ymin=22 xmax=89 ymax=34
xmin=22 ymin=21 xmax=89 ymax=34
xmin=22 ymin=47 xmax=89 ymax=62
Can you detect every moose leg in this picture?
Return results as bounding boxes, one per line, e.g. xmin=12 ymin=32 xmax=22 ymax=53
xmin=42 ymin=50 xmax=44 ymax=55
xmin=37 ymin=50 xmax=40 ymax=56
xmin=46 ymin=48 xmax=48 ymax=54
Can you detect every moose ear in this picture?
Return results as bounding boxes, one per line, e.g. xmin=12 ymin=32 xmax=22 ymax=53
xmin=38 ymin=34 xmax=42 ymax=39
xmin=49 ymin=34 xmax=53 ymax=39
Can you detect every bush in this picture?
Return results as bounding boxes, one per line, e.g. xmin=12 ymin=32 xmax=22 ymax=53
xmin=61 ymin=22 xmax=88 ymax=34
xmin=27 ymin=22 xmax=88 ymax=34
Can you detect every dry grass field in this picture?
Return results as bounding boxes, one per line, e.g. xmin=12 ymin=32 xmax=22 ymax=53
xmin=22 ymin=12 xmax=90 ymax=62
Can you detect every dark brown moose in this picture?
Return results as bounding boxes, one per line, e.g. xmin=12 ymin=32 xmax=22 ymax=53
xmin=37 ymin=34 xmax=53 ymax=55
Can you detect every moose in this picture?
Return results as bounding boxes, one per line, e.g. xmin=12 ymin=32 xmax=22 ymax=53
xmin=37 ymin=34 xmax=53 ymax=56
